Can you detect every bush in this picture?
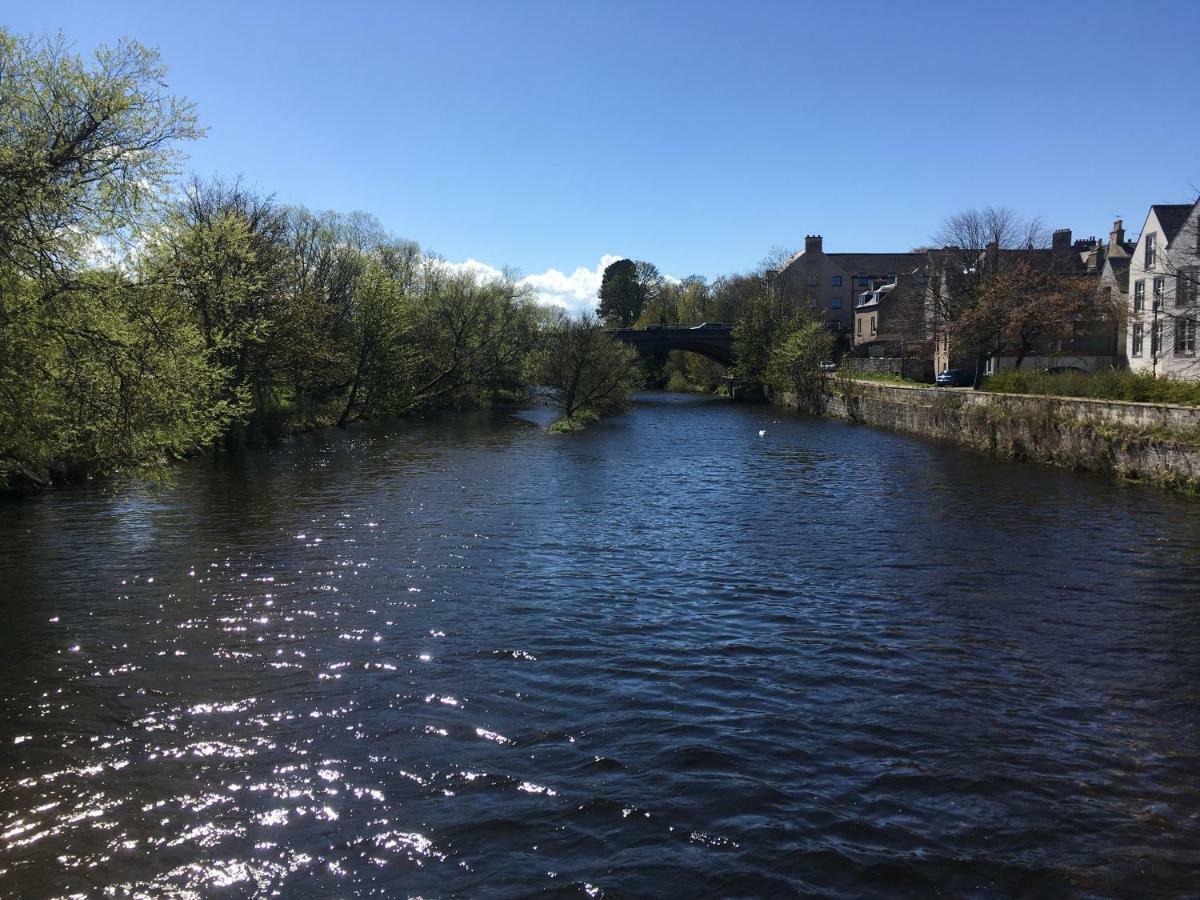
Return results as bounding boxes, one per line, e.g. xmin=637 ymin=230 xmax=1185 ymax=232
xmin=984 ymin=369 xmax=1200 ymax=406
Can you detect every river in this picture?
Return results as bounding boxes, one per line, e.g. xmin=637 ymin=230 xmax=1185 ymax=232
xmin=1 ymin=392 xmax=1198 ymax=897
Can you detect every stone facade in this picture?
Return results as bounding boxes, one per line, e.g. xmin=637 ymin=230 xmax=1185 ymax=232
xmin=1126 ymin=201 xmax=1200 ymax=379
xmin=771 ymin=235 xmax=925 ymax=332
xmin=852 ymin=273 xmax=929 ymax=354
xmin=788 ymin=380 xmax=1200 ymax=491
xmin=843 ymin=357 xmax=935 ymax=382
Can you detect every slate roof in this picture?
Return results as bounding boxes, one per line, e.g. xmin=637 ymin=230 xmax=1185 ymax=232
xmin=1106 ymin=256 xmax=1131 ymax=292
xmin=1151 ymin=203 xmax=1197 ymax=244
xmin=826 ymin=253 xmax=927 ymax=275
xmin=777 ymin=250 xmax=927 ymax=276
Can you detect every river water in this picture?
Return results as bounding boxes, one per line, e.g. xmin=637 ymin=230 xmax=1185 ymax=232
xmin=1 ymin=393 xmax=1198 ymax=898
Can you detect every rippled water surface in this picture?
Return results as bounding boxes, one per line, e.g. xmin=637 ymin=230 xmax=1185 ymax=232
xmin=2 ymin=393 xmax=1199 ymax=898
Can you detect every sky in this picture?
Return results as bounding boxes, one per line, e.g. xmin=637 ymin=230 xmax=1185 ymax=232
xmin=4 ymin=0 xmax=1199 ymax=312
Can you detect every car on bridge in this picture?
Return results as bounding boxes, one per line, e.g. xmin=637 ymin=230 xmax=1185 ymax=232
xmin=690 ymin=322 xmax=730 ymax=329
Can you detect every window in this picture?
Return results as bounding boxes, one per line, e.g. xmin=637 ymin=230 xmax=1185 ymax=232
xmin=857 ymin=276 xmax=868 ymax=288
xmin=1179 ymin=270 xmax=1198 ymax=307
xmin=870 ymin=316 xmax=878 ymax=336
xmin=1134 ymin=280 xmax=1145 ymax=312
xmin=1132 ymin=324 xmax=1143 ymax=356
xmin=832 ymin=275 xmax=842 ymax=287
xmin=807 ymin=271 xmax=819 ymax=287
xmin=1176 ymin=319 xmax=1197 ymax=355
xmin=1152 ymin=320 xmax=1163 ymax=356
xmin=857 ymin=317 xmax=862 ymax=336
xmin=831 ymin=297 xmax=842 ymax=309
xmin=1153 ymin=277 xmax=1165 ymax=308
xmin=1145 ymin=232 xmax=1157 ymax=268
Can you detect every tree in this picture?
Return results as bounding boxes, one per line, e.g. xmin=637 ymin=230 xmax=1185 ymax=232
xmin=929 ymin=206 xmax=1048 ymax=325
xmin=386 ymin=265 xmax=537 ymax=416
xmin=729 ymin=278 xmax=780 ymax=398
xmin=766 ymin=311 xmax=835 ymax=412
xmin=0 ymin=29 xmax=217 ymax=483
xmin=0 ymin=270 xmax=232 ymax=483
xmin=928 ymin=206 xmax=1051 ymax=385
xmin=597 ymin=258 xmax=644 ymax=327
xmin=142 ymin=179 xmax=295 ymax=438
xmin=948 ymin=261 xmax=1103 ymax=370
xmin=533 ymin=313 xmax=641 ymax=429
xmin=0 ymin=30 xmax=202 ymax=281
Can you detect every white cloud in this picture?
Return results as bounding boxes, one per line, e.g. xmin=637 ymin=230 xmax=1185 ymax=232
xmin=518 ymin=254 xmax=624 ymax=316
xmin=437 ymin=254 xmax=632 ymax=317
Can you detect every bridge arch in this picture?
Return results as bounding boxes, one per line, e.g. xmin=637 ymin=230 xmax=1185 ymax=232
xmin=608 ymin=325 xmax=734 ymax=367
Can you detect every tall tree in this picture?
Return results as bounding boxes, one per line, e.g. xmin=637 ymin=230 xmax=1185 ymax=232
xmin=597 ymin=258 xmax=644 ymax=327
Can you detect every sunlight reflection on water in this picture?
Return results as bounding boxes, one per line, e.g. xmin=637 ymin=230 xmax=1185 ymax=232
xmin=1 ymin=395 xmax=1199 ymax=896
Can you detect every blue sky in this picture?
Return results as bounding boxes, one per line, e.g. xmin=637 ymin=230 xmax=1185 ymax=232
xmin=4 ymin=0 xmax=1198 ymax=310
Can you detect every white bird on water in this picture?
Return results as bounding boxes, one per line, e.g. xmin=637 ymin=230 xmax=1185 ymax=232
xmin=758 ymin=429 xmax=767 ymax=437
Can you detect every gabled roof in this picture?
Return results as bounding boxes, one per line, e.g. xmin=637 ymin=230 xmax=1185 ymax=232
xmin=776 ymin=249 xmax=927 ymax=276
xmin=826 ymin=252 xmax=927 ymax=275
xmin=1149 ymin=202 xmax=1197 ymax=245
xmin=1104 ymin=256 xmax=1131 ymax=292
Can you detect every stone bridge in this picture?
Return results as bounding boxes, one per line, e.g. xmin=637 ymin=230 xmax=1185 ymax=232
xmin=609 ymin=324 xmax=734 ymax=366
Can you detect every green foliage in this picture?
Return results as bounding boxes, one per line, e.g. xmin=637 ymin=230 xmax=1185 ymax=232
xmin=765 ymin=312 xmax=835 ymax=411
xmin=0 ymin=30 xmax=202 ymax=279
xmin=847 ymin=371 xmax=925 ymax=386
xmin=984 ymin=369 xmax=1200 ymax=406
xmin=547 ymin=408 xmax=600 ymax=433
xmin=0 ymin=28 xmax=553 ymax=490
xmin=0 ymin=271 xmax=233 ymax=479
xmin=0 ymin=28 xmax=220 ymax=484
xmin=533 ymin=314 xmax=641 ymax=428
xmin=597 ymin=258 xmax=664 ymax=328
xmin=729 ymin=283 xmax=778 ymax=398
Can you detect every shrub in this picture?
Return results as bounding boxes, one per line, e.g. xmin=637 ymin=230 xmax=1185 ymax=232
xmin=984 ymin=369 xmax=1200 ymax=406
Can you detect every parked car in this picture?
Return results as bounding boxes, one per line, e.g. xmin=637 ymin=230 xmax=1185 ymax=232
xmin=936 ymin=369 xmax=971 ymax=387
xmin=819 ymin=360 xmax=837 ymax=372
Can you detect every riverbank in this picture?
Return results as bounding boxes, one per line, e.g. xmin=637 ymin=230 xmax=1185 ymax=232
xmin=780 ymin=379 xmax=1200 ymax=493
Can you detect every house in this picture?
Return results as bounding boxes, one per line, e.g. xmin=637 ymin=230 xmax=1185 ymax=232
xmin=852 ymin=273 xmax=930 ymax=355
xmin=930 ymin=227 xmax=1124 ymax=377
xmin=770 ymin=235 xmax=926 ymax=331
xmin=1126 ymin=200 xmax=1200 ymax=379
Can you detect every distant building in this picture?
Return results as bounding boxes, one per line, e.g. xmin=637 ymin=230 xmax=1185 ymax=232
xmin=929 ymin=227 xmax=1125 ymax=377
xmin=852 ymin=273 xmax=930 ymax=355
xmin=770 ymin=235 xmax=926 ymax=331
xmin=1126 ymin=200 xmax=1200 ymax=379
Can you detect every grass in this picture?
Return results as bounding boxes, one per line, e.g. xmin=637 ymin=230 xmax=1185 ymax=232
xmin=984 ymin=369 xmax=1200 ymax=406
xmin=548 ymin=409 xmax=600 ymax=433
xmin=846 ymin=371 xmax=927 ymax=386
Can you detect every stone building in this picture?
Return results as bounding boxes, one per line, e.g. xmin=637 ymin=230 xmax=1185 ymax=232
xmin=1126 ymin=200 xmax=1200 ymax=379
xmin=770 ymin=235 xmax=926 ymax=331
xmin=852 ymin=273 xmax=930 ymax=354
xmin=929 ymin=227 xmax=1127 ymax=377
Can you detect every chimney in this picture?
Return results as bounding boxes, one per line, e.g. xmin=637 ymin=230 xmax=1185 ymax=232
xmin=805 ymin=234 xmax=823 ymax=255
xmin=1109 ymin=218 xmax=1125 ymax=249
xmin=1051 ymin=228 xmax=1072 ymax=271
